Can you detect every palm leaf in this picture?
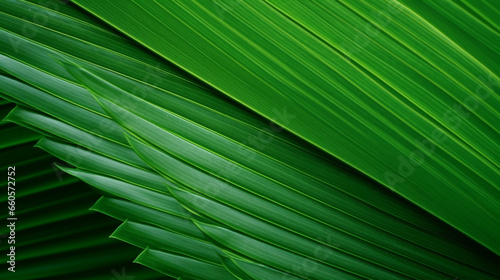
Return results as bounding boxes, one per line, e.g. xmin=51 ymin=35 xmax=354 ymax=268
xmin=4 ymin=39 xmax=498 ymax=278
xmin=0 ymin=98 xmax=164 ymax=280
xmin=71 ymin=0 xmax=500 ymax=254
xmin=2 ymin=0 xmax=500 ymax=279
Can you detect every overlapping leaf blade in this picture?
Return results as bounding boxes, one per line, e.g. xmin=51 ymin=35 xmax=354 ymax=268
xmin=62 ymin=50 xmax=500 ymax=278
xmin=0 ymin=98 xmax=163 ymax=280
xmin=72 ymin=0 xmax=500 ymax=254
xmin=2 ymin=0 xmax=500 ymax=279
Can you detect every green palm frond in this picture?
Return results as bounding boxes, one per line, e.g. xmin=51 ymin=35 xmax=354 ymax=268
xmin=71 ymin=0 xmax=500 ymax=254
xmin=0 ymin=98 xmax=164 ymax=280
xmin=2 ymin=0 xmax=500 ymax=279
